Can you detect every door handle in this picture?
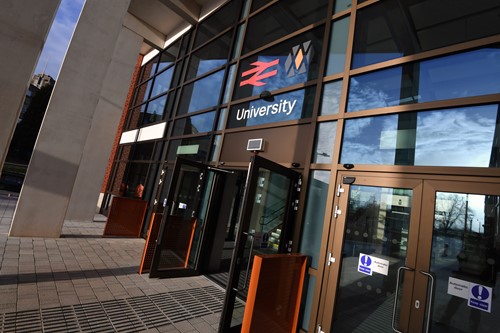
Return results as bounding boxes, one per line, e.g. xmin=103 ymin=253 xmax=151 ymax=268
xmin=392 ymin=266 xmax=414 ymax=333
xmin=419 ymin=271 xmax=435 ymax=333
xmin=239 ymin=232 xmax=255 ymax=291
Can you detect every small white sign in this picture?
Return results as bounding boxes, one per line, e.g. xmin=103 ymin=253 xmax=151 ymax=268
xmin=448 ymin=277 xmax=469 ymax=299
xmin=371 ymin=257 xmax=389 ymax=276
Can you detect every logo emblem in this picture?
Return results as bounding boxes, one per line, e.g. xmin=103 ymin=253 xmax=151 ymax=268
xmin=285 ymin=41 xmax=313 ymax=77
xmin=240 ymin=59 xmax=279 ymax=87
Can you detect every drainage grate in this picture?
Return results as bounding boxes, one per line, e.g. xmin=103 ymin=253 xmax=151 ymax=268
xmin=0 ymin=286 xmax=227 ymax=332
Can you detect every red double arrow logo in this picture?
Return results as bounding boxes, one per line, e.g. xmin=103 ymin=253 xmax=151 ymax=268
xmin=239 ymin=59 xmax=279 ymax=87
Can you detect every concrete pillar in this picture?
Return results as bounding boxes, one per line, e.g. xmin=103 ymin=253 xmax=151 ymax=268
xmin=9 ymin=0 xmax=140 ymax=237
xmin=0 ymin=0 xmax=60 ymax=172
xmin=65 ymin=27 xmax=143 ymax=222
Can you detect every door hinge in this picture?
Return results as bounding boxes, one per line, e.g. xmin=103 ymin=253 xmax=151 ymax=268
xmin=317 ymin=325 xmax=325 ymax=333
xmin=334 ymin=205 xmax=342 ymax=218
xmin=296 ymin=177 xmax=302 ymax=192
xmin=293 ymin=199 xmax=299 ymax=211
xmin=327 ymin=252 xmax=336 ymax=266
xmin=336 ymin=184 xmax=344 ymax=197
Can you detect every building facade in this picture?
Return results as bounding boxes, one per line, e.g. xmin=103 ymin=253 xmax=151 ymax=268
xmin=101 ymin=0 xmax=500 ymax=332
xmin=2 ymin=0 xmax=499 ymax=332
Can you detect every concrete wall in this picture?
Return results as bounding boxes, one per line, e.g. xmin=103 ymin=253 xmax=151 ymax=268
xmin=9 ymin=0 xmax=139 ymax=237
xmin=65 ymin=27 xmax=143 ymax=222
xmin=0 ymin=0 xmax=60 ymax=172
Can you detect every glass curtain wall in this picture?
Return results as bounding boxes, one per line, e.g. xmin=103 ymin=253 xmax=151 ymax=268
xmin=104 ymin=0 xmax=500 ymax=331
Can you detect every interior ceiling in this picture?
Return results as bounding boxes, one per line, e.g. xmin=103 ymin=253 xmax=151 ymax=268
xmin=128 ymin=0 xmax=215 ymax=54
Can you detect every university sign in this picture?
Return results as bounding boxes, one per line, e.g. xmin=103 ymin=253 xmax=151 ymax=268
xmin=231 ymin=41 xmax=314 ymax=127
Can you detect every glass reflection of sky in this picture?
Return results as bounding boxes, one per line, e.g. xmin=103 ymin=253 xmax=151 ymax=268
xmin=184 ymin=111 xmax=215 ymax=134
xmin=341 ymin=104 xmax=499 ymax=167
xmin=151 ymin=67 xmax=174 ymax=98
xmin=187 ymin=70 xmax=225 ymax=113
xmin=195 ymin=59 xmax=226 ymax=78
xmin=348 ymin=47 xmax=500 ymax=112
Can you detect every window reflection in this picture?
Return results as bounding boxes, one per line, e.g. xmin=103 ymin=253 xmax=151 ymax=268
xmin=193 ymin=0 xmax=240 ymax=48
xmin=352 ymin=0 xmax=500 ymax=68
xmin=173 ymin=111 xmax=216 ymax=136
xmin=347 ymin=46 xmax=500 ymax=112
xmin=300 ymin=171 xmax=330 ymax=268
xmin=313 ymin=121 xmax=337 ymax=164
xmin=320 ymin=80 xmax=342 ymax=115
xmin=150 ymin=67 xmax=174 ymax=98
xmin=178 ymin=70 xmax=225 ymax=115
xmin=186 ymin=31 xmax=231 ymax=80
xmin=341 ymin=104 xmax=500 ymax=168
xmin=430 ymin=192 xmax=500 ymax=332
xmin=141 ymin=95 xmax=167 ymax=125
xmin=326 ymin=17 xmax=350 ymax=76
xmin=243 ymin=0 xmax=328 ymax=55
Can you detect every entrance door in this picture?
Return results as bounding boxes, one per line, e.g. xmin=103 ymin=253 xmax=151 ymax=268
xmin=219 ymin=155 xmax=301 ymax=332
xmin=319 ymin=172 xmax=500 ymax=333
xmin=149 ymin=158 xmax=210 ymax=278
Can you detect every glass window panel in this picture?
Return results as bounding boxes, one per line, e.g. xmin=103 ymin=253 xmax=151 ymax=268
xmin=217 ymin=108 xmax=227 ymax=130
xmin=210 ymin=134 xmax=222 ymax=161
xmin=133 ymin=81 xmax=151 ymax=106
xmin=140 ymin=58 xmax=158 ymax=82
xmin=232 ymin=24 xmax=245 ymax=60
xmin=313 ymin=121 xmax=337 ymax=163
xmin=131 ymin=142 xmax=155 ymax=161
xmin=347 ymin=46 xmax=500 ymax=112
xmin=352 ymin=0 xmax=500 ymax=68
xmin=141 ymin=94 xmax=167 ymax=125
xmin=300 ymin=276 xmax=316 ymax=331
xmin=300 ymin=171 xmax=330 ymax=268
xmin=334 ymin=0 xmax=352 ymax=13
xmin=118 ymin=162 xmax=150 ymax=199
xmin=126 ymin=105 xmax=145 ymax=130
xmin=223 ymin=65 xmax=236 ymax=104
xmin=227 ymin=86 xmax=316 ymax=129
xmin=187 ymin=31 xmax=231 ymax=80
xmin=340 ymin=104 xmax=500 ymax=168
xmin=243 ymin=0 xmax=328 ymax=55
xmin=167 ymin=136 xmax=212 ymax=162
xmin=250 ymin=0 xmax=269 ymax=13
xmin=150 ymin=67 xmax=174 ymax=98
xmin=158 ymin=41 xmax=179 ymax=71
xmin=430 ymin=192 xmax=500 ymax=332
xmin=325 ymin=16 xmax=350 ymax=76
xmin=173 ymin=111 xmax=216 ymax=136
xmin=193 ymin=0 xmax=240 ymax=48
xmin=233 ymin=27 xmax=324 ymax=100
xmin=332 ymin=185 xmax=412 ymax=331
xmin=178 ymin=69 xmax=225 ymax=115
xmin=320 ymin=80 xmax=342 ymax=115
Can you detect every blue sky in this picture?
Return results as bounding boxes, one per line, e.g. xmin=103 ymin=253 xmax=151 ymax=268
xmin=34 ymin=0 xmax=85 ymax=79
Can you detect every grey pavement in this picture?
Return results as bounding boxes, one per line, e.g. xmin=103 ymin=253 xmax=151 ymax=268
xmin=0 ymin=192 xmax=223 ymax=333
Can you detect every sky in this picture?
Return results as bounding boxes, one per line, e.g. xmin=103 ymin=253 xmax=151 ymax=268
xmin=34 ymin=0 xmax=85 ymax=79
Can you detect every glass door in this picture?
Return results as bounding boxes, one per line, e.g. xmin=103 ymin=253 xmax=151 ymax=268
xmin=318 ymin=173 xmax=500 ymax=333
xmin=219 ymin=155 xmax=301 ymax=332
xmin=149 ymin=157 xmax=210 ymax=278
xmin=415 ymin=180 xmax=500 ymax=333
